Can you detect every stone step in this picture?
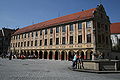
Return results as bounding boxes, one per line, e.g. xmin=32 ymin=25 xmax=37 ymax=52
xmin=102 ymin=65 xmax=115 ymax=71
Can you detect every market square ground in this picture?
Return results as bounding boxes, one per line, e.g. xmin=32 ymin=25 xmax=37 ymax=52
xmin=0 ymin=58 xmax=120 ymax=80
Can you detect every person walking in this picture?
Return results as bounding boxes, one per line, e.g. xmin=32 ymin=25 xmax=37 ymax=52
xmin=9 ymin=52 xmax=12 ymax=60
xmin=72 ymin=54 xmax=77 ymax=69
xmin=79 ymin=55 xmax=84 ymax=69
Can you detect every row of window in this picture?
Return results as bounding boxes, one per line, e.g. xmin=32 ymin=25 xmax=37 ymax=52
xmin=97 ymin=22 xmax=109 ymax=31
xmin=11 ymin=34 xmax=91 ymax=47
xmin=98 ymin=34 xmax=109 ymax=45
xmin=13 ymin=21 xmax=92 ymax=40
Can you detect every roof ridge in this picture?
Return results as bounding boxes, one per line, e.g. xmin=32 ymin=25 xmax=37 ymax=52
xmin=14 ymin=8 xmax=96 ymax=35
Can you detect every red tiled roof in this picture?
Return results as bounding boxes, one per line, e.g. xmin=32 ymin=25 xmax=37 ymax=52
xmin=14 ymin=8 xmax=96 ymax=35
xmin=110 ymin=22 xmax=120 ymax=34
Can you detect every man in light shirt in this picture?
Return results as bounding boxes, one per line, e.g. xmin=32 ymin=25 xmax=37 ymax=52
xmin=72 ymin=54 xmax=77 ymax=68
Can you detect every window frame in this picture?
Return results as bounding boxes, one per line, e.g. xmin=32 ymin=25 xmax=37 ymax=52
xmin=56 ymin=38 xmax=59 ymax=45
xmin=62 ymin=25 xmax=66 ymax=32
xmin=62 ymin=37 xmax=66 ymax=44
xmin=70 ymin=24 xmax=73 ymax=31
xmin=70 ymin=36 xmax=73 ymax=44
xmin=56 ymin=27 xmax=59 ymax=33
xmin=78 ymin=35 xmax=82 ymax=43
xmin=87 ymin=34 xmax=91 ymax=43
xmin=44 ymin=39 xmax=47 ymax=46
xmin=78 ymin=22 xmax=82 ymax=29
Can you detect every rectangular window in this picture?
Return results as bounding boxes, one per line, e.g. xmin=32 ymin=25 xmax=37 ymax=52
xmin=62 ymin=37 xmax=65 ymax=44
xmin=36 ymin=31 xmax=38 ymax=37
xmin=21 ymin=42 xmax=23 ymax=47
xmin=78 ymin=35 xmax=82 ymax=43
xmin=70 ymin=36 xmax=73 ymax=44
xmin=70 ymin=24 xmax=73 ymax=31
xmin=16 ymin=43 xmax=17 ymax=47
xmin=50 ymin=38 xmax=53 ymax=45
xmin=40 ymin=30 xmax=42 ymax=35
xmin=40 ymin=40 xmax=42 ymax=46
xmin=24 ymin=42 xmax=26 ymax=47
xmin=62 ymin=26 xmax=66 ymax=32
xmin=56 ymin=38 xmax=59 ymax=45
xmin=28 ymin=33 xmax=30 ymax=38
xmin=31 ymin=41 xmax=33 ymax=46
xmin=56 ymin=27 xmax=59 ymax=33
xmin=45 ymin=29 xmax=47 ymax=34
xmin=78 ymin=22 xmax=82 ymax=29
xmin=50 ymin=28 xmax=53 ymax=34
xmin=18 ymin=42 xmax=20 ymax=47
xmin=24 ymin=34 xmax=26 ymax=38
xmin=87 ymin=34 xmax=91 ymax=43
xmin=27 ymin=41 xmax=29 ymax=47
xmin=44 ymin=39 xmax=47 ymax=46
xmin=31 ymin=32 xmax=34 ymax=37
xmin=86 ymin=21 xmax=92 ymax=28
xmin=35 ymin=40 xmax=37 ymax=46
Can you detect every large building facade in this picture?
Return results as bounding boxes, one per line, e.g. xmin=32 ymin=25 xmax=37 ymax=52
xmin=10 ymin=4 xmax=111 ymax=60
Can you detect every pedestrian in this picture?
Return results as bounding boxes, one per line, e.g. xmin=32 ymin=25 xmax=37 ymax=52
xmin=79 ymin=55 xmax=84 ymax=69
xmin=9 ymin=52 xmax=12 ymax=60
xmin=72 ymin=53 xmax=77 ymax=69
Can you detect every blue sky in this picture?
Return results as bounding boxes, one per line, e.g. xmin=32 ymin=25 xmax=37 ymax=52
xmin=0 ymin=0 xmax=120 ymax=29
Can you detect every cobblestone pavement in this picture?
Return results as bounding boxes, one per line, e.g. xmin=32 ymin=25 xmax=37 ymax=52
xmin=0 ymin=58 xmax=120 ymax=80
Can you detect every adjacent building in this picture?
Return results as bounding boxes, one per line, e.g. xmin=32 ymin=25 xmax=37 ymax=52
xmin=0 ymin=28 xmax=16 ymax=56
xmin=10 ymin=4 xmax=111 ymax=60
xmin=110 ymin=22 xmax=120 ymax=52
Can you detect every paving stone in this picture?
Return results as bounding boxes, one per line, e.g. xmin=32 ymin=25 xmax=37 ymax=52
xmin=0 ymin=58 xmax=120 ymax=80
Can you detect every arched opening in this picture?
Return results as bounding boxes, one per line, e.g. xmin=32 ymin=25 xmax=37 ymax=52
xmin=49 ymin=51 xmax=53 ymax=60
xmin=34 ymin=50 xmax=38 ymax=59
xmin=24 ymin=51 xmax=26 ymax=59
xmin=44 ymin=51 xmax=48 ymax=59
xmin=55 ymin=51 xmax=59 ymax=60
xmin=31 ymin=51 xmax=33 ymax=56
xmin=68 ymin=51 xmax=74 ymax=61
xmin=39 ymin=51 xmax=43 ymax=59
xmin=24 ymin=51 xmax=26 ymax=57
xmin=61 ymin=51 xmax=65 ymax=60
xmin=26 ymin=51 xmax=30 ymax=59
xmin=81 ymin=51 xmax=84 ymax=59
xmin=86 ymin=50 xmax=92 ymax=60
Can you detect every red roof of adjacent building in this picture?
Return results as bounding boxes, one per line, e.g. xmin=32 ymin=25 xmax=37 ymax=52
xmin=14 ymin=8 xmax=96 ymax=35
xmin=110 ymin=22 xmax=120 ymax=34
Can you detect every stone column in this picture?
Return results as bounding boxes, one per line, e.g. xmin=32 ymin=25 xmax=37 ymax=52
xmin=37 ymin=50 xmax=39 ymax=59
xmin=52 ymin=50 xmax=55 ymax=60
xmin=59 ymin=50 xmax=62 ymax=60
xmin=42 ymin=50 xmax=44 ymax=59
xmin=47 ymin=50 xmax=50 ymax=59
xmin=83 ymin=50 xmax=87 ymax=60
xmin=66 ymin=50 xmax=69 ymax=61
